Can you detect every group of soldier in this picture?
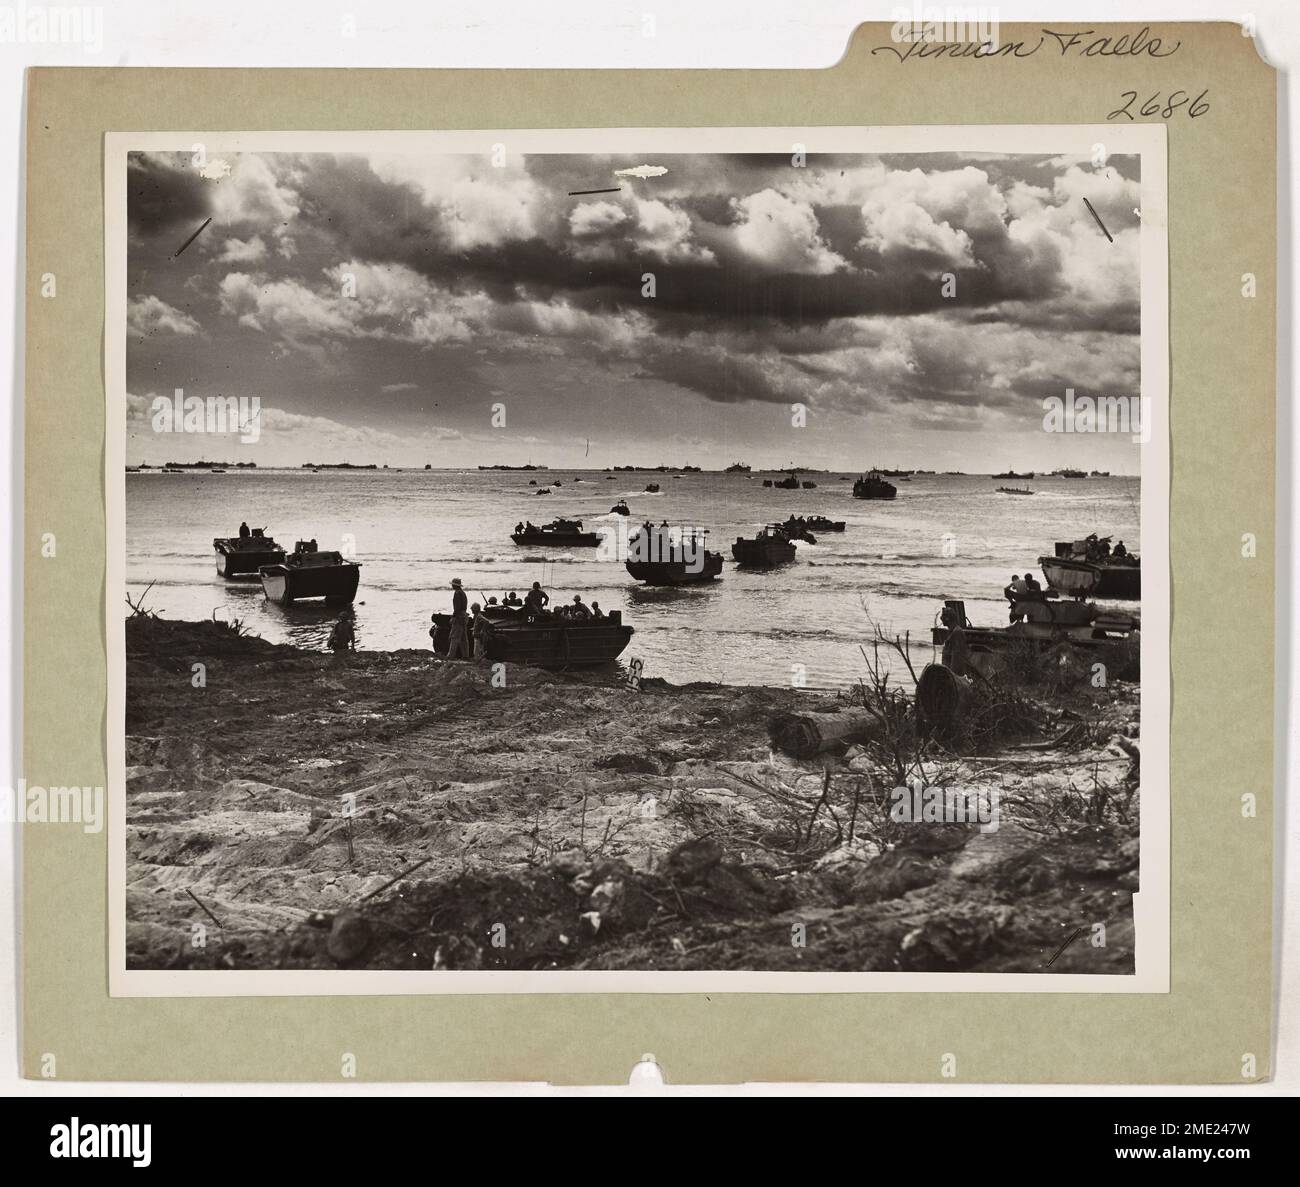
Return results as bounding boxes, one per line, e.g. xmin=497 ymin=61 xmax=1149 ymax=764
xmin=434 ymin=577 xmax=605 ymax=660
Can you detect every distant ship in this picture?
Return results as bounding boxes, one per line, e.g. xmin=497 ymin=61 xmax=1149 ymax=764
xmin=1051 ymin=468 xmax=1087 ymax=478
xmin=993 ymin=470 xmax=1034 ymax=479
xmin=724 ymin=462 xmax=751 ymax=473
xmin=852 ymin=470 xmax=898 ymax=500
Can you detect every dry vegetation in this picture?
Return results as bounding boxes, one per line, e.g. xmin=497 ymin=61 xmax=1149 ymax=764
xmin=124 ymin=615 xmax=1140 ymax=974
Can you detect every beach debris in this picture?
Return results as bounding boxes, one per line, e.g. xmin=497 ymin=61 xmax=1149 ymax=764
xmin=184 ymin=887 xmax=223 ymax=930
xmin=659 ymin=836 xmax=722 ymax=884
xmin=326 ymin=909 xmax=371 ymax=963
xmin=767 ymin=709 xmax=877 ymax=757
xmin=550 ymin=848 xmax=589 ymax=879
xmin=916 ymin=663 xmax=973 ymax=731
xmin=432 ymin=934 xmax=483 ymax=970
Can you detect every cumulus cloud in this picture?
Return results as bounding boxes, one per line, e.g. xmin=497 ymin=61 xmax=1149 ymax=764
xmin=127 ymin=294 xmax=201 ymax=337
xmin=730 ymin=189 xmax=846 ymax=275
xmin=569 ymin=200 xmax=630 ymax=238
xmin=218 ymin=261 xmax=493 ymax=349
xmin=366 ymin=153 xmax=550 ymax=251
xmin=857 ymin=165 xmax=1006 ymax=266
xmin=214 ymin=235 xmax=268 ymax=264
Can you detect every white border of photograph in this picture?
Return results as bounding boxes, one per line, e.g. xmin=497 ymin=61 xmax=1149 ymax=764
xmin=105 ymin=124 xmax=1169 ymax=996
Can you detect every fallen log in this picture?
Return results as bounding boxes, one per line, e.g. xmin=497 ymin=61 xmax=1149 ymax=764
xmin=767 ymin=709 xmax=878 ymax=758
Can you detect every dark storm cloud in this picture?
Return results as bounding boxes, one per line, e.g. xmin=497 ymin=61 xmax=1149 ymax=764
xmin=289 ymin=150 xmax=1138 ymax=336
xmin=127 ymin=152 xmax=212 ymax=237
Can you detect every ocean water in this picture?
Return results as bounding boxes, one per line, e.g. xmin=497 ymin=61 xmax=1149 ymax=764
xmin=125 ymin=469 xmax=1140 ymax=689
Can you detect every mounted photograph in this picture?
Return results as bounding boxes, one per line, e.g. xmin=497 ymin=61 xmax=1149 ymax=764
xmin=105 ymin=125 xmax=1169 ymax=994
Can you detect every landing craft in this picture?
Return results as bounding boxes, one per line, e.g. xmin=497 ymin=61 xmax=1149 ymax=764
xmin=259 ymin=541 xmax=361 ymax=604
xmin=625 ymin=526 xmax=723 ymax=585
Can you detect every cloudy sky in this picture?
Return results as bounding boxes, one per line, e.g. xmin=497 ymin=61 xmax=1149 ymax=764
xmin=125 ymin=147 xmax=1142 ymax=472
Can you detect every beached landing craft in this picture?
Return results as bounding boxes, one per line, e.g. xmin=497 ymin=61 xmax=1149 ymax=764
xmin=732 ymin=525 xmax=798 ymax=568
xmin=625 ymin=528 xmax=724 ymax=585
xmin=430 ymin=607 xmax=633 ymax=667
xmin=213 ymin=529 xmax=286 ymax=578
xmin=852 ymin=470 xmax=898 ymax=500
xmin=932 ymin=596 xmax=1140 ymax=679
xmin=1039 ymin=542 xmax=1141 ymax=600
xmin=511 ymin=518 xmax=601 ymax=547
xmin=259 ymin=541 xmax=361 ymax=604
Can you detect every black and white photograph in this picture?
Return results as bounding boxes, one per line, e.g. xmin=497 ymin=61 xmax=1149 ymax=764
xmin=107 ymin=126 xmax=1168 ymax=993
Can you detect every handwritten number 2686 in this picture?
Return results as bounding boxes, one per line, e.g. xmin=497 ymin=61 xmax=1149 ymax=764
xmin=1108 ymin=89 xmax=1210 ymax=121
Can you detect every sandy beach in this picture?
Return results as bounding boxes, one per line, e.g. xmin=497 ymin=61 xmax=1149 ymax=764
xmin=125 ymin=615 xmax=1140 ymax=974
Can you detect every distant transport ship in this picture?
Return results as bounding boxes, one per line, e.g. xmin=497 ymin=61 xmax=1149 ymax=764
xmin=511 ymin=518 xmax=601 ymax=547
xmin=732 ymin=525 xmax=798 ymax=568
xmin=213 ymin=528 xmax=286 ymax=577
xmin=1051 ymin=468 xmax=1087 ymax=478
xmin=430 ymin=606 xmax=633 ymax=667
xmin=852 ymin=470 xmax=898 ymax=500
xmin=993 ymin=470 xmax=1034 ymax=479
xmin=259 ymin=540 xmax=360 ymax=604
xmin=724 ymin=462 xmax=751 ymax=473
